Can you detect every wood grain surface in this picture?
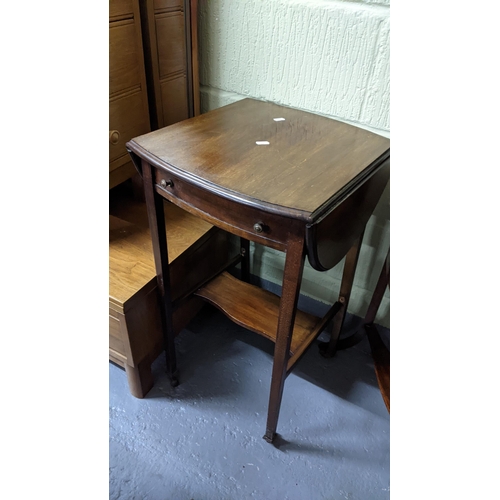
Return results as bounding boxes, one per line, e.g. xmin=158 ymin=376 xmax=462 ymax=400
xmin=128 ymin=98 xmax=389 ymax=215
xmin=109 ymin=0 xmax=150 ymax=187
xmin=195 ymin=272 xmax=319 ymax=357
xmin=109 ymin=199 xmax=213 ymax=309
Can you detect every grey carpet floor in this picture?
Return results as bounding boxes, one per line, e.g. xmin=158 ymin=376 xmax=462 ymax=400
xmin=109 ymin=303 xmax=390 ymax=500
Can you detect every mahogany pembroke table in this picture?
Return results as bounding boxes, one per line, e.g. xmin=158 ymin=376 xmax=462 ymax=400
xmin=126 ymin=98 xmax=390 ymax=443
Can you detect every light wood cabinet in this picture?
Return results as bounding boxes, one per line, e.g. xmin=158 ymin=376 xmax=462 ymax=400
xmin=109 ymin=185 xmax=232 ymax=398
xmin=109 ymin=0 xmax=150 ymax=188
xmin=109 ymin=0 xmax=199 ymax=188
xmin=109 ymin=0 xmax=209 ymax=398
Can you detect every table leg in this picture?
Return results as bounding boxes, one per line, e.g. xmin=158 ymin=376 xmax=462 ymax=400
xmin=264 ymin=235 xmax=305 ymax=443
xmin=364 ymin=251 xmax=390 ymax=412
xmin=320 ymin=230 xmax=365 ymax=358
xmin=240 ymin=237 xmax=250 ymax=282
xmin=142 ymin=161 xmax=179 ymax=387
xmin=364 ymin=250 xmax=389 ymax=325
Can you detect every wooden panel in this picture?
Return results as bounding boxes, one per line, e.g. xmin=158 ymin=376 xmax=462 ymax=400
xmin=156 ymin=12 xmax=187 ymax=79
xmin=140 ymin=0 xmax=196 ymax=129
xmin=109 ymin=153 xmax=131 ymax=173
xmin=169 ymin=227 xmax=230 ymax=303
xmin=109 ymin=216 xmax=157 ymax=311
xmin=172 ymin=295 xmax=204 ymax=336
xmin=109 ymin=315 xmax=126 ymax=355
xmin=109 ymin=20 xmax=142 ymax=95
xmin=189 ymin=0 xmax=200 ymax=116
xmin=160 ymin=75 xmax=189 ymax=126
xmin=123 ymin=287 xmax=161 ymax=366
xmin=109 ymin=348 xmax=127 ymax=366
xmin=109 ymin=90 xmax=150 ymax=163
xmin=109 ymin=161 xmax=137 ymax=189
xmin=109 ymin=295 xmax=204 ymax=373
xmin=110 ymin=0 xmax=134 ymax=19
xmin=195 ymin=272 xmax=320 ymax=357
xmin=122 ymin=278 xmax=206 ymax=367
xmin=109 ymin=0 xmax=149 ymax=187
xmin=154 ymin=0 xmax=183 ymax=12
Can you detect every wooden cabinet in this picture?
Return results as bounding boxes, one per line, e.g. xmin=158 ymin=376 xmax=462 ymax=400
xmin=109 ymin=0 xmax=150 ymax=188
xmin=109 ymin=0 xmax=199 ymax=188
xmin=140 ymin=0 xmax=200 ymax=128
xmin=109 ymin=0 xmax=207 ymax=397
xmin=109 ymin=184 xmax=233 ymax=398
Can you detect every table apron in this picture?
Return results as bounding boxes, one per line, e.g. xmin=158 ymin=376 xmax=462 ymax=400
xmin=153 ymin=167 xmax=305 ymax=252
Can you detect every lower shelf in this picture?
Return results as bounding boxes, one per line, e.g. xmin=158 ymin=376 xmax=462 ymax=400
xmin=195 ymin=272 xmax=339 ymax=370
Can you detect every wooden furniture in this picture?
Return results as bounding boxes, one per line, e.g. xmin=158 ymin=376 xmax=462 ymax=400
xmin=109 ymin=0 xmax=150 ymax=188
xmin=109 ymin=184 xmax=233 ymax=398
xmin=365 ymin=251 xmax=390 ymax=412
xmin=126 ymin=98 xmax=390 ymax=441
xmin=109 ymin=0 xmax=199 ymax=189
xmin=336 ymin=250 xmax=390 ymax=412
xmin=139 ymin=0 xmax=200 ymax=128
xmin=109 ymin=0 xmax=204 ymax=396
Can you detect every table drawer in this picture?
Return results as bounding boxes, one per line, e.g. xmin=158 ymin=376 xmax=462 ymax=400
xmin=154 ymin=170 xmax=303 ymax=251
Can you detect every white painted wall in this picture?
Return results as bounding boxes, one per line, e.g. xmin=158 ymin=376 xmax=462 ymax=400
xmin=197 ymin=0 xmax=390 ymax=327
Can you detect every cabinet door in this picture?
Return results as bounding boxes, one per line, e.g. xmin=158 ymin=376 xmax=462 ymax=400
xmin=110 ymin=0 xmax=134 ymax=19
xmin=156 ymin=11 xmax=189 ymax=126
xmin=140 ymin=0 xmax=198 ymax=130
xmin=109 ymin=0 xmax=150 ymax=187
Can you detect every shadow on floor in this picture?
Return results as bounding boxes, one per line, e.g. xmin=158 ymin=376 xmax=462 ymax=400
xmin=143 ymin=304 xmax=389 ymax=419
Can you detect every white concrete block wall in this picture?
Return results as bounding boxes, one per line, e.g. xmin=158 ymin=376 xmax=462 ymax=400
xmin=198 ymin=0 xmax=390 ymax=327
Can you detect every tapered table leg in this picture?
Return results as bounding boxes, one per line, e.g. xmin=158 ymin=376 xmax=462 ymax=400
xmin=364 ymin=251 xmax=389 ymax=325
xmin=142 ymin=160 xmax=179 ymax=386
xmin=264 ymin=235 xmax=306 ymax=443
xmin=364 ymin=251 xmax=390 ymax=412
xmin=240 ymin=237 xmax=250 ymax=282
xmin=320 ymin=230 xmax=365 ymax=358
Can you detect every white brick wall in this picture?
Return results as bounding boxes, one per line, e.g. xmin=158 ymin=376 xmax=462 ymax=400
xmin=198 ymin=0 xmax=390 ymax=326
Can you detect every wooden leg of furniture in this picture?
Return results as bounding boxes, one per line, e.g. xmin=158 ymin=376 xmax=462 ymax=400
xmin=142 ymin=160 xmax=179 ymax=387
xmin=320 ymin=230 xmax=365 ymax=358
xmin=264 ymin=235 xmax=306 ymax=443
xmin=363 ymin=251 xmax=390 ymax=412
xmin=364 ymin=251 xmax=389 ymax=326
xmin=331 ymin=250 xmax=390 ymax=410
xmin=366 ymin=323 xmax=390 ymax=412
xmin=124 ymin=357 xmax=154 ymax=399
xmin=335 ymin=250 xmax=390 ymax=351
xmin=240 ymin=237 xmax=250 ymax=282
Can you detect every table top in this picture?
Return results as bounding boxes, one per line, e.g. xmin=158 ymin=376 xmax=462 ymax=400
xmin=127 ymin=98 xmax=389 ymax=221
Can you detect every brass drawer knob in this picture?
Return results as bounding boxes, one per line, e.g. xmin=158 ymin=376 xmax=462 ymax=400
xmin=253 ymin=223 xmax=264 ymax=233
xmin=109 ymin=130 xmax=120 ymax=145
xmin=160 ymin=179 xmax=174 ymax=188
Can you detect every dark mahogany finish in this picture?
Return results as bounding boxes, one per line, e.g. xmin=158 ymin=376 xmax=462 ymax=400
xmin=126 ymin=98 xmax=390 ymax=442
